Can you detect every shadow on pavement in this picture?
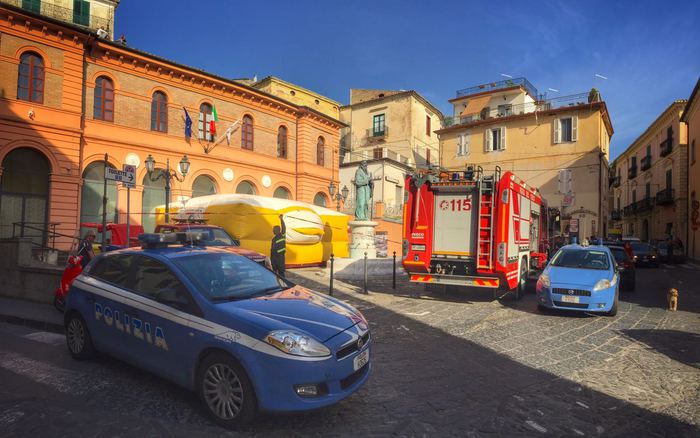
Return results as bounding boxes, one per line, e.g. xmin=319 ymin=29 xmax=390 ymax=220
xmin=619 ymin=329 xmax=700 ymax=369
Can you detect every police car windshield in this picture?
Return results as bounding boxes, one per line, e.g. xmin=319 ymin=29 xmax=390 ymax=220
xmin=174 ymin=253 xmax=288 ymax=301
xmin=550 ymin=249 xmax=610 ymax=270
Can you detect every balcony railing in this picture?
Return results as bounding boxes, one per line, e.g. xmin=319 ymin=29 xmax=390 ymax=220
xmin=611 ymin=209 xmax=622 ymax=220
xmin=660 ymin=138 xmax=673 ymax=157
xmin=635 ymin=197 xmax=654 ymax=213
xmin=610 ymin=175 xmax=620 ymax=188
xmin=656 ymin=188 xmax=675 ymax=205
xmin=444 ymin=93 xmax=590 ymax=127
xmin=628 ymin=165 xmax=637 ymax=179
xmin=366 ymin=125 xmax=389 ymax=140
xmin=623 ymin=205 xmax=635 ymax=216
xmin=1 ymin=0 xmax=113 ymax=33
xmin=640 ymin=155 xmax=651 ymax=171
xmin=456 ymin=77 xmax=539 ymax=99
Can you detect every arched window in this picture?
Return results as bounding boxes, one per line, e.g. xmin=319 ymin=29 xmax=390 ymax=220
xmin=81 ymin=161 xmax=118 ymax=234
xmin=273 ymin=187 xmax=291 ymax=199
xmin=316 ymin=136 xmax=325 ymax=166
xmin=151 ymin=91 xmax=168 ymax=132
xmin=94 ymin=76 xmax=114 ymax=121
xmin=236 ymin=180 xmax=256 ymax=195
xmin=313 ymin=192 xmax=328 ymax=207
xmin=277 ymin=126 xmax=288 ymax=158
xmin=199 ymin=103 xmax=213 ymax=140
xmin=192 ymin=175 xmax=217 ymax=198
xmin=0 ymin=148 xmax=50 ymax=245
xmin=241 ymin=115 xmax=254 ymax=150
xmin=17 ymin=52 xmax=45 ymax=103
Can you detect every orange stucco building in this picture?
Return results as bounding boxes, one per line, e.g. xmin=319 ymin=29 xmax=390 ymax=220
xmin=0 ymin=3 xmax=344 ymax=251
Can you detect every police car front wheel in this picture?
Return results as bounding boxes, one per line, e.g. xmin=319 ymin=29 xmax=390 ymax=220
xmin=197 ymin=352 xmax=256 ymax=426
xmin=65 ymin=313 xmax=96 ymax=360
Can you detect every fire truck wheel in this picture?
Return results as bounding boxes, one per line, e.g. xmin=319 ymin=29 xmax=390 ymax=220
xmin=514 ymin=257 xmax=528 ymax=300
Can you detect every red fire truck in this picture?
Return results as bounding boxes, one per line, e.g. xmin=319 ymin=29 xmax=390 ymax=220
xmin=402 ymin=166 xmax=549 ymax=299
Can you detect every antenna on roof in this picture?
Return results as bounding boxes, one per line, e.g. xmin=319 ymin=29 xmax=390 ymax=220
xmin=548 ymin=88 xmax=559 ymax=93
xmin=500 ymin=73 xmax=513 ymax=79
xmin=594 ymin=74 xmax=608 ymax=80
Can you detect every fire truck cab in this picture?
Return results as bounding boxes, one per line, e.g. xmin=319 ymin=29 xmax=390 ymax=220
xmin=402 ymin=167 xmax=548 ymax=299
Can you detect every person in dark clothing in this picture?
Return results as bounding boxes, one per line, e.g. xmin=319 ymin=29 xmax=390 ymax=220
xmin=270 ymin=214 xmax=286 ymax=277
xmin=77 ymin=230 xmax=96 ymax=268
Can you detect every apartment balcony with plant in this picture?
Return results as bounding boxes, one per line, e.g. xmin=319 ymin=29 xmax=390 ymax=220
xmin=640 ymin=155 xmax=651 ymax=171
xmin=656 ymin=188 xmax=675 ymax=205
xmin=660 ymin=138 xmax=673 ymax=157
xmin=628 ymin=164 xmax=638 ymax=180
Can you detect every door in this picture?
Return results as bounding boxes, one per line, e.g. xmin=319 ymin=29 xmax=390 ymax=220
xmin=433 ymin=190 xmax=476 ymax=255
xmin=123 ymin=255 xmax=200 ymax=386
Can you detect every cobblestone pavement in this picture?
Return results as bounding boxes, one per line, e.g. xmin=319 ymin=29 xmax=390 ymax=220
xmin=0 ymin=264 xmax=698 ymax=437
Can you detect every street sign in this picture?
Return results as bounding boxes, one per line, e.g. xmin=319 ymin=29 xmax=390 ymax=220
xmin=570 ymin=218 xmax=579 ymax=233
xmin=122 ymin=164 xmax=136 ymax=188
xmin=105 ymin=166 xmax=135 ymax=185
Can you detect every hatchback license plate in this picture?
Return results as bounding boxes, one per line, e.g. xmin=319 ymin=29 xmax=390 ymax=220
xmin=562 ymin=295 xmax=580 ymax=304
xmin=353 ymin=349 xmax=369 ymax=371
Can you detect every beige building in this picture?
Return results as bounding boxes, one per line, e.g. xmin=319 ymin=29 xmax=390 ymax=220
xmin=438 ymin=78 xmax=613 ymax=239
xmin=1 ymin=0 xmax=117 ymax=38
xmin=681 ymin=78 xmax=700 ymax=261
xmin=610 ymin=101 xmax=688 ymax=247
xmin=251 ymin=76 xmax=341 ymax=120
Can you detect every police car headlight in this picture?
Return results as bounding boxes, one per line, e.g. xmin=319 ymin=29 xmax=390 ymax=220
xmin=593 ymin=275 xmax=617 ymax=291
xmin=264 ymin=330 xmax=330 ymax=357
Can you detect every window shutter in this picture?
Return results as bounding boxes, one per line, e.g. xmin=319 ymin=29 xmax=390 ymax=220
xmin=500 ymin=126 xmax=506 ymax=150
xmin=571 ymin=116 xmax=578 ymax=142
xmin=464 ymin=133 xmax=469 ymax=155
xmin=198 ymin=112 xmax=204 ymax=139
xmin=553 ymin=118 xmax=560 ymax=144
xmin=485 ymin=129 xmax=492 ymax=152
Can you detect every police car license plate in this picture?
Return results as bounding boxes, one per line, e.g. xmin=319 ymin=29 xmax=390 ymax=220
xmin=353 ymin=349 xmax=369 ymax=371
xmin=562 ymin=295 xmax=580 ymax=304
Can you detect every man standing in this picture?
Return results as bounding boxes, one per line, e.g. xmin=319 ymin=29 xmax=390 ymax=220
xmin=270 ymin=214 xmax=286 ymax=277
xmin=354 ymin=161 xmax=374 ymax=220
xmin=77 ymin=230 xmax=96 ymax=268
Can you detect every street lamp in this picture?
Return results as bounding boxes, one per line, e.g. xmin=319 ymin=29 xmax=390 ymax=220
xmin=328 ymin=181 xmax=349 ymax=212
xmin=145 ymin=154 xmax=190 ymax=223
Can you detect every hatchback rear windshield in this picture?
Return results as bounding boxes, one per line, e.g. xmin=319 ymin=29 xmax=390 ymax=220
xmin=550 ymin=249 xmax=611 ymax=270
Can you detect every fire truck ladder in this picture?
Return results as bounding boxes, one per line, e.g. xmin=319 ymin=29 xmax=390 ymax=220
xmin=476 ymin=174 xmax=496 ymax=270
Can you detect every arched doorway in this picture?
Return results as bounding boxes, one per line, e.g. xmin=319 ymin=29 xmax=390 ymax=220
xmin=142 ymin=170 xmax=166 ymax=232
xmin=0 ymin=148 xmax=50 ymax=246
xmin=313 ymin=192 xmax=328 ymax=207
xmin=236 ymin=180 xmax=256 ymax=195
xmin=273 ymin=187 xmax=291 ymax=199
xmin=192 ymin=175 xmax=217 ymax=198
xmin=80 ymin=161 xmax=118 ymax=236
xmin=642 ymin=219 xmax=649 ymax=241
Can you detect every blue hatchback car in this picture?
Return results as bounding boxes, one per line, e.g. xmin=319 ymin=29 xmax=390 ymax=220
xmin=64 ymin=234 xmax=371 ymax=427
xmin=536 ymin=244 xmax=619 ymax=316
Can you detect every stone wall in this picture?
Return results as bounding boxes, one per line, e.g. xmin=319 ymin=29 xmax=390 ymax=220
xmin=0 ymin=238 xmax=62 ymax=303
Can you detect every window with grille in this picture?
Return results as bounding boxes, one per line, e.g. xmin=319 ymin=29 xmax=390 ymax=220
xmin=93 ymin=76 xmax=114 ymax=121
xmin=241 ymin=115 xmax=254 ymax=150
xmin=17 ymin=52 xmax=44 ymax=103
xmin=277 ymin=126 xmax=287 ymax=158
xmin=150 ymin=91 xmax=168 ymax=132
xmin=317 ymin=136 xmax=325 ymax=166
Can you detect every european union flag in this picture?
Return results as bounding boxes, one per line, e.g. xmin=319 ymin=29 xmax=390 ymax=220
xmin=183 ymin=107 xmax=192 ymax=138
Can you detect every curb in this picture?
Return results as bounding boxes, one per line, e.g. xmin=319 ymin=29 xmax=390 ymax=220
xmin=0 ymin=313 xmax=64 ymax=334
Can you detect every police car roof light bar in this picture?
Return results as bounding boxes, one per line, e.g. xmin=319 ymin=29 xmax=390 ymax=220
xmin=138 ymin=232 xmax=207 ymax=248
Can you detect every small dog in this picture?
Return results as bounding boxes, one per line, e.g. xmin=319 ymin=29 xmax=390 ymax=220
xmin=667 ymin=288 xmax=678 ymax=311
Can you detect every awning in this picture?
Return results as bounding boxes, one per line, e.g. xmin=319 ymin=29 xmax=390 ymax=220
xmin=460 ymin=94 xmax=491 ymax=116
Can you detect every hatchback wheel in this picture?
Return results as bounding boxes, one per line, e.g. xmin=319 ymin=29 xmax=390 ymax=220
xmin=65 ymin=313 xmax=96 ymax=360
xmin=605 ymin=294 xmax=618 ymax=317
xmin=198 ymin=352 xmax=256 ymax=426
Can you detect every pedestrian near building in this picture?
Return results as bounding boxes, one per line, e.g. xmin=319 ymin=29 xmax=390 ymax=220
xmin=624 ymin=241 xmax=635 ymax=260
xmin=270 ymin=214 xmax=286 ymax=277
xmin=77 ymin=230 xmax=96 ymax=268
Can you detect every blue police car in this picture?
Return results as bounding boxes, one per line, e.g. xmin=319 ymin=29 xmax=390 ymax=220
xmin=64 ymin=233 xmax=371 ymax=426
xmin=535 ymin=244 xmax=619 ymax=316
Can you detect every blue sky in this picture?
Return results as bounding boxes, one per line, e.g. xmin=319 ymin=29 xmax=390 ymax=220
xmin=115 ymin=0 xmax=700 ymax=159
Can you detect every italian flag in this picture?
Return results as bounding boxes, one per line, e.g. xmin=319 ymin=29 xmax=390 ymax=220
xmin=210 ymin=104 xmax=219 ymax=137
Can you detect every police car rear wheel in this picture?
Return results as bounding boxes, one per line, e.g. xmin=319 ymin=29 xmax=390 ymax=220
xmin=198 ymin=353 xmax=256 ymax=426
xmin=65 ymin=313 xmax=95 ymax=360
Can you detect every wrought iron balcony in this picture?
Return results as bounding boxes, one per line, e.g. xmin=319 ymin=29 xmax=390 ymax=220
xmin=656 ymin=188 xmax=675 ymax=205
xmin=456 ymin=77 xmax=539 ymax=99
xmin=628 ymin=165 xmax=637 ymax=179
xmin=444 ymin=93 xmax=589 ymax=128
xmin=366 ymin=125 xmax=389 ymax=140
xmin=640 ymin=155 xmax=651 ymax=171
xmin=634 ymin=197 xmax=654 ymax=213
xmin=660 ymin=138 xmax=673 ymax=157
xmin=0 ymin=0 xmax=113 ymax=33
xmin=611 ymin=209 xmax=622 ymax=220
xmin=609 ymin=175 xmax=620 ymax=188
xmin=623 ymin=205 xmax=635 ymax=216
